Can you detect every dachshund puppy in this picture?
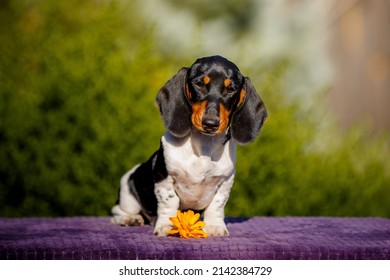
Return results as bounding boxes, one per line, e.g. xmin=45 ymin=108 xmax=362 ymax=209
xmin=112 ymin=55 xmax=267 ymax=236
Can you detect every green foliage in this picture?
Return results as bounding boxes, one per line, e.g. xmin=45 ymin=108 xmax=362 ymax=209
xmin=1 ymin=0 xmax=389 ymax=218
xmin=0 ymin=0 xmax=168 ymax=216
xmin=229 ymin=62 xmax=390 ymax=218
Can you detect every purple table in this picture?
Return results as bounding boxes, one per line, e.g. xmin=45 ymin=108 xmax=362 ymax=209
xmin=1 ymin=217 xmax=389 ymax=260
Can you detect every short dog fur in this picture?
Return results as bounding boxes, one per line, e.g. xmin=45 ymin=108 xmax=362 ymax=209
xmin=112 ymin=55 xmax=267 ymax=236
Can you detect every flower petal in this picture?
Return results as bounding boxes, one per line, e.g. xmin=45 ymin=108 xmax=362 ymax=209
xmin=191 ymin=220 xmax=205 ymax=230
xmin=189 ymin=212 xmax=201 ymax=225
xmin=184 ymin=210 xmax=194 ymax=228
xmin=166 ymin=229 xmax=180 ymax=236
xmin=179 ymin=229 xmax=189 ymax=238
xmin=169 ymin=217 xmax=182 ymax=230
xmin=189 ymin=229 xmax=208 ymax=238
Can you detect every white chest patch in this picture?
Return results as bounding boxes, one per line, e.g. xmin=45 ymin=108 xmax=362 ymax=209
xmin=162 ymin=131 xmax=236 ymax=210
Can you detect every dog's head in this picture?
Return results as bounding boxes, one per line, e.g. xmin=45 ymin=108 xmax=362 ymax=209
xmin=155 ymin=55 xmax=267 ymax=144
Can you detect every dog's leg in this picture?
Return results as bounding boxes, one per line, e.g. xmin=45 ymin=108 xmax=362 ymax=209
xmin=111 ymin=165 xmax=145 ymax=226
xmin=203 ymin=174 xmax=235 ymax=236
xmin=153 ymin=176 xmax=180 ymax=236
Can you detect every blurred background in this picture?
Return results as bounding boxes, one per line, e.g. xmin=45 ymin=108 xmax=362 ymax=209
xmin=1 ymin=0 xmax=389 ymax=218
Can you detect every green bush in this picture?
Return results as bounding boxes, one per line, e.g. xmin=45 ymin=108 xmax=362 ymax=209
xmin=1 ymin=0 xmax=389 ymax=218
xmin=0 ymin=0 xmax=169 ymax=216
xmin=230 ymin=63 xmax=390 ymax=217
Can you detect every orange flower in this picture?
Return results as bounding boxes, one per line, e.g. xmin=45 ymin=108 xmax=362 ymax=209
xmin=166 ymin=210 xmax=208 ymax=238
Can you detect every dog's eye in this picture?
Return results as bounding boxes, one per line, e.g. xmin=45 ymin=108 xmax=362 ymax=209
xmin=195 ymin=81 xmax=205 ymax=88
xmin=226 ymin=86 xmax=236 ymax=94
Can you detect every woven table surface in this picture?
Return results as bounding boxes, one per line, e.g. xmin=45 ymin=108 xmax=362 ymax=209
xmin=1 ymin=216 xmax=389 ymax=260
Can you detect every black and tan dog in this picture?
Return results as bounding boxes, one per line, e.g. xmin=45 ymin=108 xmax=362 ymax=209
xmin=112 ymin=55 xmax=267 ymax=236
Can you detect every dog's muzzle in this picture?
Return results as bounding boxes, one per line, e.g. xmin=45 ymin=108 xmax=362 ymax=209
xmin=202 ymin=104 xmax=220 ymax=134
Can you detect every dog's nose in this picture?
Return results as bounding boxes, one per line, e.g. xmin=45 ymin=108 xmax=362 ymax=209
xmin=202 ymin=115 xmax=219 ymax=133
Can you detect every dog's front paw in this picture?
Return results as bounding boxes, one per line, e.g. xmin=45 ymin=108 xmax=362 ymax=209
xmin=204 ymin=224 xmax=229 ymax=236
xmin=119 ymin=214 xmax=144 ymax=227
xmin=153 ymin=224 xmax=173 ymax=236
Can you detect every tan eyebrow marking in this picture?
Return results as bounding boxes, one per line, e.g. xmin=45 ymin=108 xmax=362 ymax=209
xmin=224 ymin=79 xmax=231 ymax=87
xmin=203 ymin=75 xmax=211 ymax=85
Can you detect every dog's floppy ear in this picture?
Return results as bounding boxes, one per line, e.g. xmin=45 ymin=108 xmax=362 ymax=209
xmin=231 ymin=77 xmax=267 ymax=144
xmin=155 ymin=67 xmax=192 ymax=138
